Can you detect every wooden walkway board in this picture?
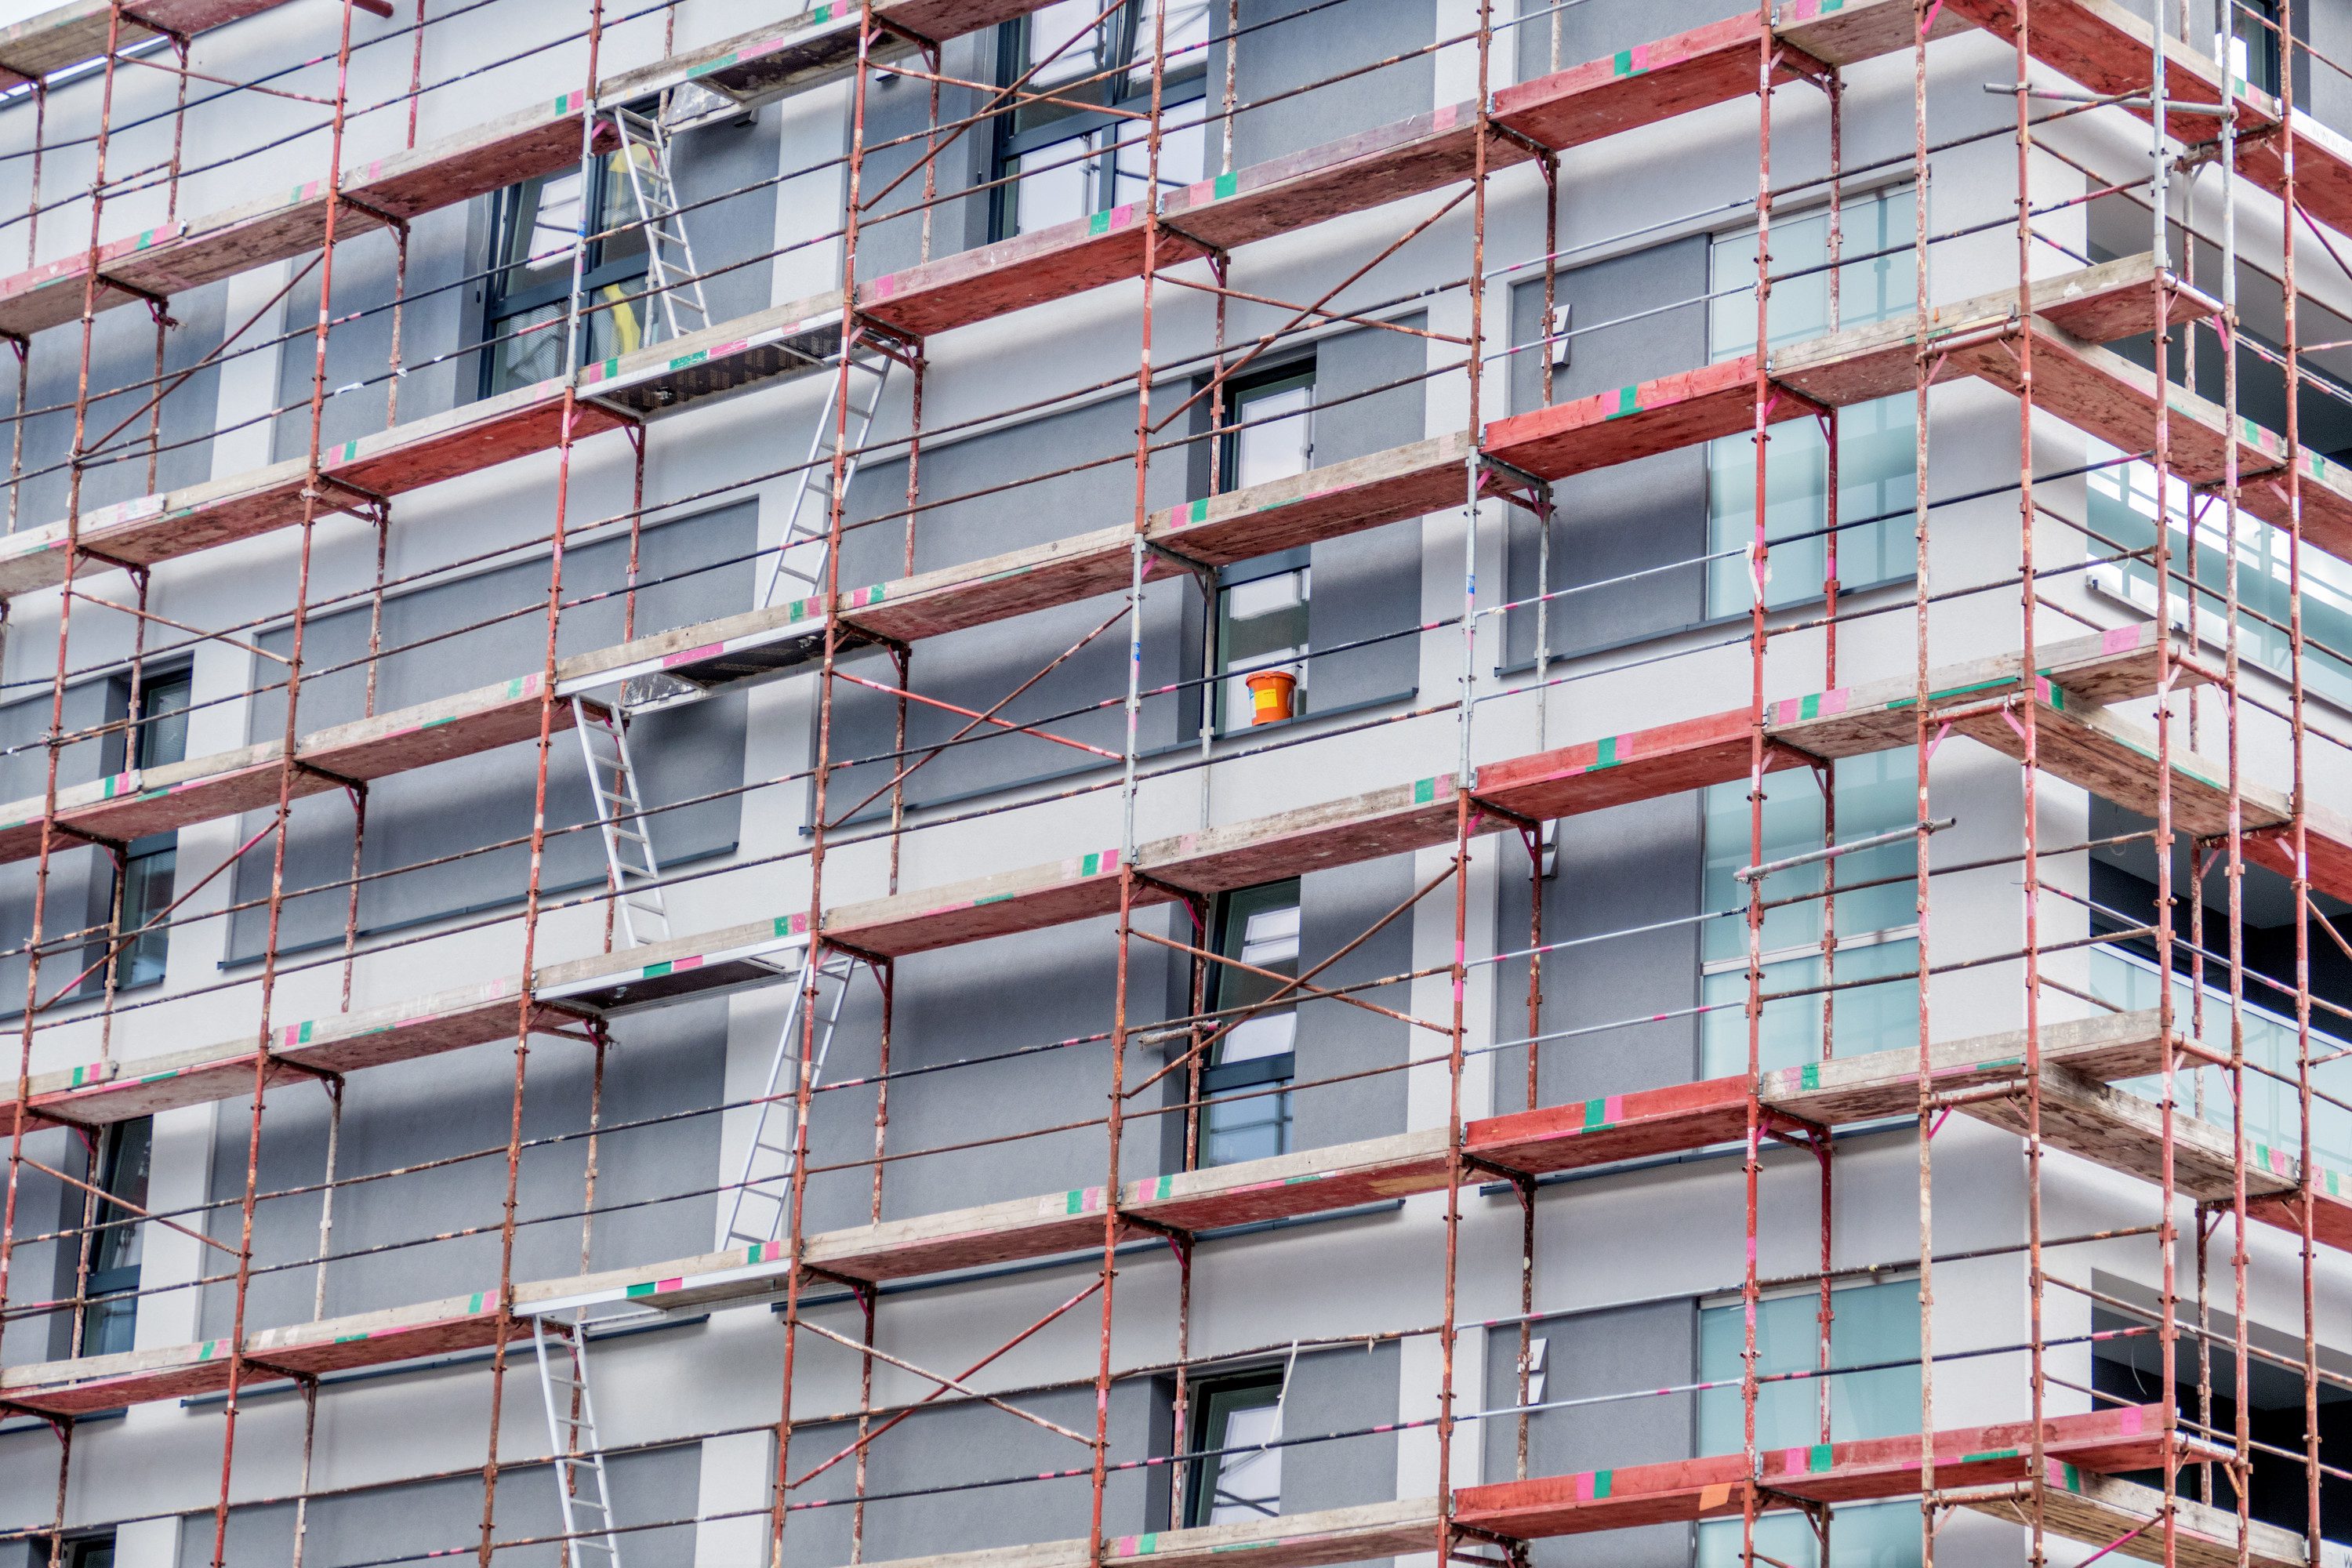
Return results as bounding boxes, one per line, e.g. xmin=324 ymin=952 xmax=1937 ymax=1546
xmin=1955 ymin=1464 xmax=2345 ymax=1568
xmin=840 ymin=1497 xmax=1443 ymax=1568
xmin=1963 ymin=1067 xmax=2301 ymax=1203
xmin=0 ymin=0 xmax=329 ymax=89
xmin=1759 ymin=1011 xmax=2166 ymax=1124
xmin=1454 ymin=1404 xmax=2191 ymax=1537
xmin=0 ymin=1016 xmax=2326 ymax=1410
xmin=1944 ymin=0 xmax=2352 ymax=244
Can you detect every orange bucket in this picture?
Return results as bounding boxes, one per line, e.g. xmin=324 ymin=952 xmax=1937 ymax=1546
xmin=1245 ymin=670 xmax=1298 ymax=725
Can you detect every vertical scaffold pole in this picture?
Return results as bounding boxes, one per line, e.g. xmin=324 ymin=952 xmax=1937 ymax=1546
xmin=215 ymin=3 xmax=364 ymax=1564
xmin=774 ymin=13 xmax=881 ymax=1566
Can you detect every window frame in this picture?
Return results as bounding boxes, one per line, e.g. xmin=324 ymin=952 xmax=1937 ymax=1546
xmin=477 ymin=117 xmax=657 ymax=400
xmin=1200 ymin=879 xmax=1302 ymax=1167
xmin=1210 ymin=365 xmax=1317 ymax=734
xmin=78 ymin=1116 xmax=151 ymax=1358
xmin=1182 ymin=1368 xmax=1287 ymax=1528
xmin=988 ymin=2 xmax=1210 ymax=242
xmin=85 ymin=662 xmax=191 ymax=997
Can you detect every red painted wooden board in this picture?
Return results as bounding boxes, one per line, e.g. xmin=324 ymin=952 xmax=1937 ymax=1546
xmin=1468 ymin=1076 xmax=1752 ymax=1174
xmin=1457 ymin=1404 xmax=2191 ymax=1539
xmin=1492 ymin=15 xmax=1797 ymax=149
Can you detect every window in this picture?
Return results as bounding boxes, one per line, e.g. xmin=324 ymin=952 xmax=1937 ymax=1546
xmin=1698 ymin=748 xmax=1920 ymax=1076
xmin=1184 ymin=1371 xmax=1285 ymax=1526
xmin=1696 ymin=1279 xmax=1922 ymax=1568
xmin=78 ymin=1117 xmax=151 ymax=1357
xmin=89 ymin=666 xmax=189 ymax=994
xmin=2084 ymin=436 xmax=2352 ymax=710
xmin=1213 ymin=371 xmax=1315 ymax=731
xmin=2089 ymin=946 xmax=2352 ymax=1170
xmin=1203 ymin=880 xmax=1301 ymax=1167
xmin=481 ymin=130 xmax=655 ymax=397
xmin=990 ymin=0 xmax=1210 ymax=240
xmin=60 ymin=1537 xmax=114 ymax=1568
xmin=2219 ymin=0 xmax=2282 ymax=95
xmin=1706 ymin=189 xmax=1918 ymax=619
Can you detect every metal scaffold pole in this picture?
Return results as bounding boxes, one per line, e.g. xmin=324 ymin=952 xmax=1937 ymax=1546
xmin=213 ymin=3 xmax=365 ymax=1564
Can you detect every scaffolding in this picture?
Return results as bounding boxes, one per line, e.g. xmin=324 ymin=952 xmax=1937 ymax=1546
xmin=0 ymin=0 xmax=2338 ymax=1566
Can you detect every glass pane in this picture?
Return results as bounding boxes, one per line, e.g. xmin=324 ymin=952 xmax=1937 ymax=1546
xmin=1214 ymin=883 xmax=1301 ymax=1019
xmin=501 ymin=172 xmax=583 ymax=292
xmin=133 ymin=670 xmax=191 ymax=771
xmin=1697 ymin=1501 xmax=1922 ymax=1568
xmin=117 ymin=848 xmax=176 ymax=991
xmin=1012 ymin=132 xmax=1098 ymax=235
xmin=2084 ymin=437 xmax=2352 ymax=710
xmin=599 ymin=145 xmax=652 ymax=267
xmin=1233 ymin=383 xmax=1312 ymax=490
xmin=1710 ymin=187 xmax=1918 ymax=358
xmin=1112 ymin=113 xmax=1205 ymax=207
xmin=491 ymin=300 xmax=570 ymax=394
xmin=1153 ymin=0 xmax=1213 ymax=57
xmin=2089 ymin=947 xmax=2352 ymax=1171
xmin=1208 ymin=1399 xmax=1283 ymax=1523
xmin=93 ymin=1118 xmax=152 ymax=1278
xmin=1702 ymin=747 xmax=1920 ymax=963
xmin=84 ymin=1290 xmax=139 ymax=1357
xmin=593 ymin=282 xmax=647 ymax=358
xmin=1205 ymin=1091 xmax=1289 ymax=1165
xmin=1026 ymin=0 xmax=1108 ymax=86
xmin=1707 ymin=394 xmax=1915 ymax=616
xmin=1706 ymin=190 xmax=1918 ymax=619
xmin=1700 ymin=936 xmax=1920 ymax=1077
xmin=1218 ymin=567 xmax=1309 ymax=730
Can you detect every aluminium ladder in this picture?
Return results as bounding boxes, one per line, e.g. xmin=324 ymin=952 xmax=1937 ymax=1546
xmin=720 ymin=949 xmax=858 ymax=1249
xmin=533 ymin=1317 xmax=626 ymax=1568
xmin=608 ymin=97 xmax=710 ymax=346
xmin=573 ymin=698 xmax=669 ymax=949
xmin=756 ymin=348 xmax=892 ymax=611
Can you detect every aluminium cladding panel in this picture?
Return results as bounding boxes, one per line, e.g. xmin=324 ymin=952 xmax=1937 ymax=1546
xmin=817 ymin=907 xmax=1184 ymax=1232
xmin=1483 ymin=1300 xmax=1697 ymax=1568
xmin=223 ymin=504 xmax=754 ymax=960
xmin=6 ymin=279 xmax=228 ymax=532
xmin=825 ymin=389 xmax=1192 ymax=818
xmin=194 ymin=996 xmax=729 ymax=1341
xmin=182 ymin=1444 xmax=699 ymax=1568
xmin=1225 ymin=0 xmax=1437 ymax=170
xmin=784 ymin=1382 xmax=1161 ymax=1568
xmin=1493 ymin=789 xmax=1704 ymax=1111
xmin=1498 ymin=238 xmax=1710 ymax=668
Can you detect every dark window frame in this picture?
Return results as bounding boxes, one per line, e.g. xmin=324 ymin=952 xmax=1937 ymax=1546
xmin=1210 ymin=362 xmax=1316 ymax=734
xmin=477 ymin=110 xmax=659 ymax=401
xmin=1182 ymin=1369 xmax=1287 ymax=1529
xmin=77 ymin=1117 xmax=151 ymax=1359
xmin=1200 ymin=879 xmax=1301 ymax=1167
xmin=85 ymin=662 xmax=191 ymax=997
xmin=988 ymin=4 xmax=1208 ymax=242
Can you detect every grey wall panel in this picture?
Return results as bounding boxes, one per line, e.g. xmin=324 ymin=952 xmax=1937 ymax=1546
xmin=199 ymin=996 xmax=727 ymax=1338
xmin=829 ymin=394 xmax=1189 ymax=813
xmin=0 ymin=1127 xmax=78 ymax=1363
xmin=1279 ymin=1339 xmax=1402 ymax=1518
xmin=1503 ymin=245 xmax=1708 ymax=666
xmin=1225 ymin=0 xmax=1436 ymax=169
xmin=12 ymin=278 xmax=225 ymax=528
xmin=0 ymin=679 xmax=125 ymax=1020
xmin=670 ymin=101 xmax=784 ymax=328
xmin=1483 ymin=1298 xmax=1696 ymax=1568
xmin=1512 ymin=0 xmax=1751 ymax=81
xmin=1306 ymin=319 xmax=1425 ymax=714
xmin=278 ymin=227 xmax=414 ymax=460
xmin=228 ymin=505 xmax=754 ymax=960
xmin=855 ymin=1381 xmax=1158 ymax=1558
xmin=1289 ymin=855 xmax=1413 ymax=1154
xmin=853 ymin=33 xmax=993 ymax=278
xmin=829 ymin=910 xmax=1178 ymax=1230
xmin=1494 ymin=791 xmax=1702 ymax=1111
xmin=177 ymin=1445 xmax=698 ymax=1567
